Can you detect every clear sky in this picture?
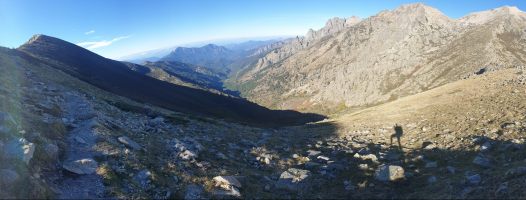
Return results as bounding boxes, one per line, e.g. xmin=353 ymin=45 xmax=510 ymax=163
xmin=1 ymin=0 xmax=525 ymax=59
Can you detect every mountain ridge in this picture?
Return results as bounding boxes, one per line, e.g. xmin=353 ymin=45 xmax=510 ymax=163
xmin=228 ymin=3 xmax=526 ymax=114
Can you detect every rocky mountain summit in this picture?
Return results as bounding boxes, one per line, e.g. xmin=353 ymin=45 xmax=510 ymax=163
xmin=229 ymin=3 xmax=526 ymax=114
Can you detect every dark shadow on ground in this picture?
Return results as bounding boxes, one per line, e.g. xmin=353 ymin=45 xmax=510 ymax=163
xmin=232 ymin=122 xmax=526 ymax=199
xmin=391 ymin=124 xmax=404 ymax=151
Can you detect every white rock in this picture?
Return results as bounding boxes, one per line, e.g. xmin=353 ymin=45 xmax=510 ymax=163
xmin=22 ymin=142 xmax=35 ymax=165
xmin=179 ymin=150 xmax=197 ymax=160
xmin=306 ymin=150 xmax=321 ymax=157
xmin=213 ymin=176 xmax=242 ymax=189
xmin=276 ymin=168 xmax=311 ymax=190
xmin=375 ymin=165 xmax=405 ymax=182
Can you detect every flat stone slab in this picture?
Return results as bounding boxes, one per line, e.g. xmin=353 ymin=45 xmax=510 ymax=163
xmin=213 ymin=176 xmax=242 ymax=188
xmin=63 ymin=158 xmax=98 ymax=175
xmin=118 ymin=136 xmax=141 ymax=150
xmin=276 ymin=168 xmax=311 ymax=191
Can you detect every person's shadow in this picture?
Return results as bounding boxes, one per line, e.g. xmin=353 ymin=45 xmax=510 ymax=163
xmin=391 ymin=124 xmax=404 ymax=151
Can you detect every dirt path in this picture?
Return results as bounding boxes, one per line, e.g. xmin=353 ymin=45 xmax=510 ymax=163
xmin=55 ymin=92 xmax=106 ymax=199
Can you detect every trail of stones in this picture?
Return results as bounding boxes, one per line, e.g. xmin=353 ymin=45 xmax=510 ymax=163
xmin=54 ymin=92 xmax=105 ymax=199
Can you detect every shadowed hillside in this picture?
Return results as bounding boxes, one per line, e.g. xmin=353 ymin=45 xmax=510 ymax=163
xmin=17 ymin=35 xmax=324 ymax=126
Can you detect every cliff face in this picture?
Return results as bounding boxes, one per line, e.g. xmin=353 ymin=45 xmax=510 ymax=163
xmin=230 ymin=16 xmax=361 ymax=83
xmin=231 ymin=3 xmax=526 ymax=114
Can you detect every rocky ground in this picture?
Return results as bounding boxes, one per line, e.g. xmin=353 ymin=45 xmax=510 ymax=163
xmin=1 ymin=50 xmax=526 ymax=199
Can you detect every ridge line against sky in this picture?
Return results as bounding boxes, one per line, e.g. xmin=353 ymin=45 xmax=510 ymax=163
xmin=1 ymin=0 xmax=525 ymax=59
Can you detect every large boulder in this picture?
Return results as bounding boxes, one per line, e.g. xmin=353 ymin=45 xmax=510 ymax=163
xmin=212 ymin=175 xmax=243 ymax=198
xmin=375 ymin=165 xmax=405 ymax=182
xmin=276 ymin=168 xmax=311 ymax=191
xmin=62 ymin=158 xmax=98 ymax=174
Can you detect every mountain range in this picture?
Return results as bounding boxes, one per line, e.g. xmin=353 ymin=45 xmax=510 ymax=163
xmin=2 ymin=3 xmax=526 ymax=199
xmin=228 ymin=3 xmax=526 ymax=114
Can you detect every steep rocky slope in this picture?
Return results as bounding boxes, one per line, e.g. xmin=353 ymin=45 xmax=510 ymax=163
xmin=228 ymin=16 xmax=361 ymax=83
xmin=230 ymin=4 xmax=526 ymax=114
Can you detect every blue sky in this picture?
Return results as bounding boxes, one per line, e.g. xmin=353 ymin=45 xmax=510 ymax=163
xmin=1 ymin=0 xmax=525 ymax=59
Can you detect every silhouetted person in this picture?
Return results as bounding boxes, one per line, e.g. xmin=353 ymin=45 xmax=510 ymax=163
xmin=391 ymin=124 xmax=404 ymax=151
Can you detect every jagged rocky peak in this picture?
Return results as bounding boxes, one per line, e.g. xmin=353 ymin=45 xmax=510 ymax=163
xmin=368 ymin=3 xmax=455 ymax=32
xmin=26 ymin=34 xmax=43 ymax=43
xmin=305 ymin=16 xmax=361 ymax=41
xmin=345 ymin=16 xmax=362 ymax=26
xmin=24 ymin=34 xmax=56 ymax=45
